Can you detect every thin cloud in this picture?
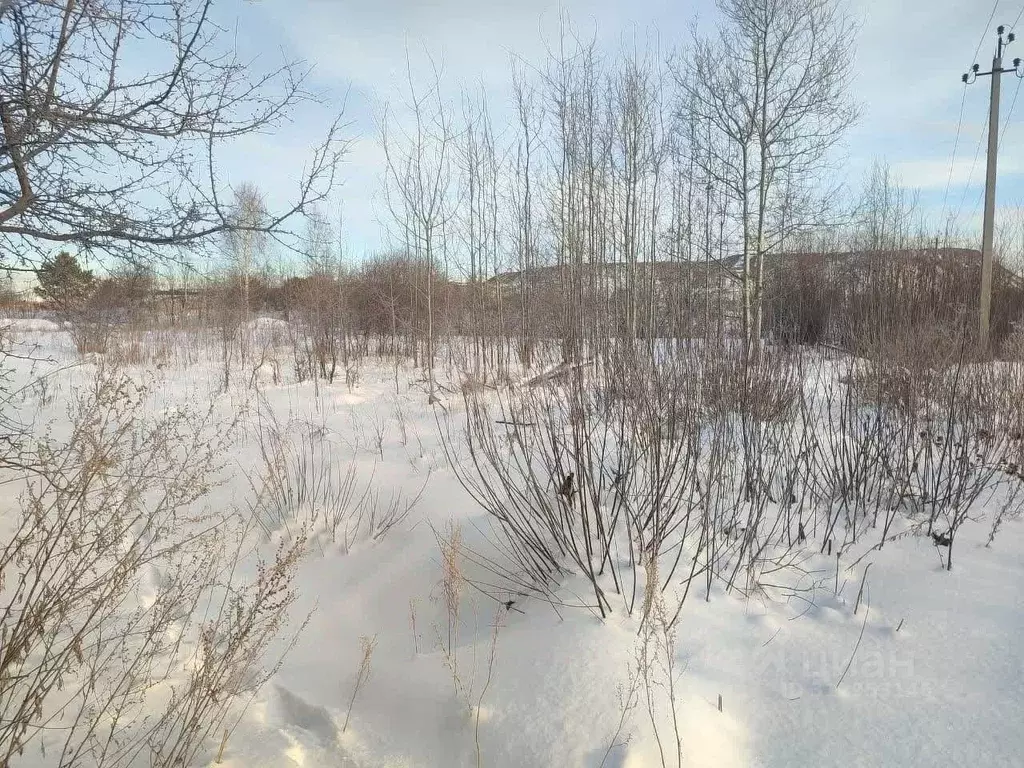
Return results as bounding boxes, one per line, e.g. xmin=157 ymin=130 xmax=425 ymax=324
xmin=212 ymin=0 xmax=1024 ymax=254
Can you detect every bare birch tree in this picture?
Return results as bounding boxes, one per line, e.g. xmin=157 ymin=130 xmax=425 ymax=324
xmin=679 ymin=0 xmax=856 ymax=352
xmin=539 ymin=22 xmax=606 ymax=363
xmin=510 ymin=63 xmax=541 ymax=368
xmin=609 ymin=43 xmax=668 ymax=347
xmin=381 ymin=54 xmax=456 ymax=401
xmin=457 ymin=88 xmax=505 ymax=379
xmin=225 ymin=183 xmax=268 ymax=366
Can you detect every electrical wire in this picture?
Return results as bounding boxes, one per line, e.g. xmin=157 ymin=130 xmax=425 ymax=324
xmin=1005 ymin=2 xmax=1024 ymax=146
xmin=944 ymin=1 xmax=1001 ymax=228
xmin=957 ymin=77 xmax=1020 ymax=229
xmin=952 ymin=113 xmax=989 ymax=226
xmin=947 ymin=1 xmax=1017 ymax=227
xmin=974 ymin=1 xmax=1001 ymax=64
xmin=1000 ymin=73 xmax=1022 ymax=144
xmin=997 ymin=3 xmax=1024 ymax=170
xmin=942 ymin=85 xmax=969 ymax=219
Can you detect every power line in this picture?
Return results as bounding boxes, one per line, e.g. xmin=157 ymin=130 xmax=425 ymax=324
xmin=988 ymin=66 xmax=1024 ymax=231
xmin=957 ymin=20 xmax=1023 ymax=225
xmin=952 ymin=113 xmax=989 ymax=225
xmin=942 ymin=85 xmax=969 ymax=220
xmin=947 ymin=1 xmax=1003 ymax=227
xmin=999 ymin=4 xmax=1024 ymax=152
xmin=975 ymin=1 xmax=1002 ymax=63
xmin=1000 ymin=72 xmax=1022 ymax=143
xmin=998 ymin=4 xmax=1024 ymax=181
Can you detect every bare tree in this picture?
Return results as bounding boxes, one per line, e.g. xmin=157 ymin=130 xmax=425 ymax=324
xmin=293 ymin=209 xmax=349 ymax=385
xmin=510 ymin=63 xmax=540 ymax=368
xmin=609 ymin=42 xmax=668 ymax=347
xmin=852 ymin=161 xmax=919 ymax=251
xmin=0 ymin=0 xmax=346 ymax=265
xmin=380 ymin=53 xmax=457 ymax=401
xmin=457 ymin=88 xmax=502 ymax=379
xmin=679 ymin=0 xmax=857 ymax=352
xmin=225 ymin=183 xmax=268 ymax=366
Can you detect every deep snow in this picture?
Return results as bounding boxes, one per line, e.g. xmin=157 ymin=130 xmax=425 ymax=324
xmin=2 ymin=324 xmax=1022 ymax=768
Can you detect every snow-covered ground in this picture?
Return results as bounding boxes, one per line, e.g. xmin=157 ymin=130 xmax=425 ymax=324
xmin=2 ymin=324 xmax=1022 ymax=768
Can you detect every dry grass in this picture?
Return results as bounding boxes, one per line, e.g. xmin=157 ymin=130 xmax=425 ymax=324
xmin=343 ymin=635 xmax=379 ymax=733
xmin=435 ymin=522 xmax=466 ymax=698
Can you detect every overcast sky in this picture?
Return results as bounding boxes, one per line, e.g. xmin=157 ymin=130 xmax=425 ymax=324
xmin=211 ymin=0 xmax=1024 ymax=262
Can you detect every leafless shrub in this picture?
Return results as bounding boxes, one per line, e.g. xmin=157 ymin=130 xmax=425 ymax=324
xmin=30 ymin=374 xmax=56 ymax=408
xmin=700 ymin=343 xmax=801 ymax=423
xmin=442 ymin=343 xmax=777 ymax=618
xmin=816 ymin=326 xmax=1024 ymax=568
xmin=245 ymin=402 xmax=421 ymax=554
xmin=986 ymin=480 xmax=1023 ymax=546
xmin=246 ymin=408 xmax=371 ymax=547
xmin=394 ymin=400 xmax=410 ymax=446
xmin=371 ymin=411 xmax=387 ymax=458
xmin=812 ymin=362 xmax=897 ymax=555
xmin=763 ymin=255 xmax=837 ymax=346
xmin=599 ymin=666 xmax=641 ymax=768
xmin=846 ymin=321 xmax=965 ymax=413
xmin=346 ymin=365 xmax=362 ymax=392
xmin=409 ymin=599 xmax=421 ymax=656
xmin=359 ymin=473 xmax=428 ymax=545
xmin=246 ymin=339 xmax=283 ymax=390
xmin=69 ymin=316 xmax=115 ymax=355
xmin=291 ymin=273 xmax=348 ymax=384
xmin=910 ymin=361 xmax=1018 ymax=569
xmin=764 ymin=244 xmax=1024 ymax=357
xmin=215 ymin=284 xmax=244 ymax=391
xmin=0 ymin=369 xmax=305 ymax=766
xmin=442 ymin=336 xmax=924 ymax=624
xmin=145 ymin=532 xmax=308 ymax=767
xmin=1001 ymin=325 xmax=1024 ymax=360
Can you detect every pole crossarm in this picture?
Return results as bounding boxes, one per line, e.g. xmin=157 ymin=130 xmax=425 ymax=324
xmin=964 ymin=64 xmax=1022 ymax=81
xmin=964 ymin=26 xmax=1023 ymax=83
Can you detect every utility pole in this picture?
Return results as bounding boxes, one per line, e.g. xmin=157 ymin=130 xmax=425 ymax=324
xmin=964 ymin=25 xmax=1022 ymax=351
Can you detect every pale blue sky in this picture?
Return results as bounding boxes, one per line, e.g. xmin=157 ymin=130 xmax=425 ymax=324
xmin=210 ymin=0 xmax=1024 ymax=262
